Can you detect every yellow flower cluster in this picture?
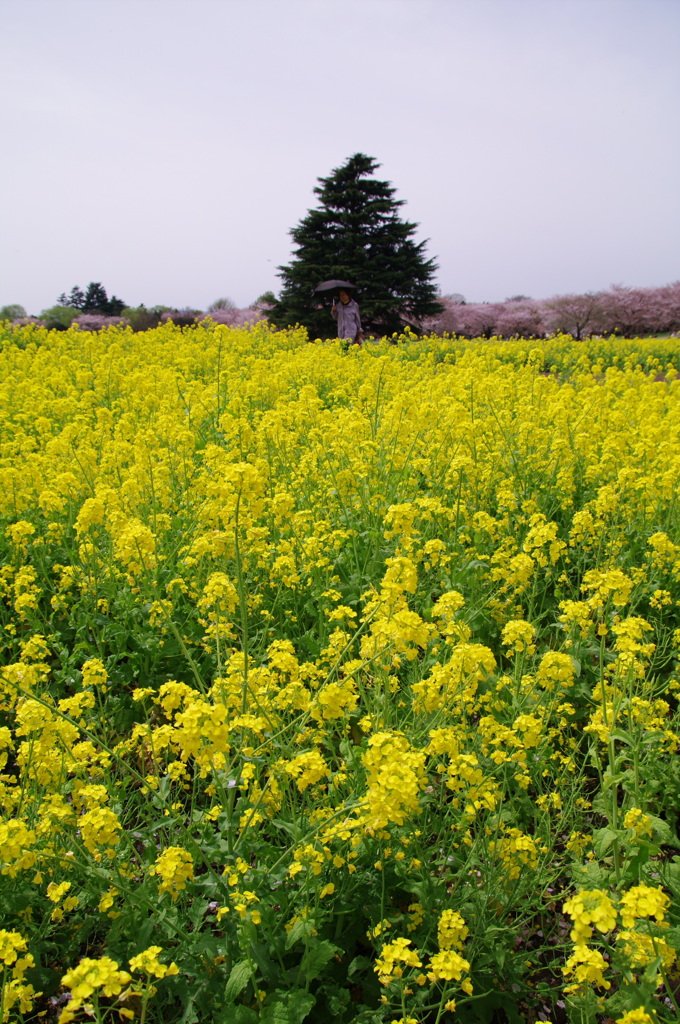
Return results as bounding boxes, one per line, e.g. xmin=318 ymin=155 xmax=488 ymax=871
xmin=128 ymin=945 xmax=179 ymax=979
xmin=59 ymin=956 xmax=131 ymax=1023
xmin=562 ymin=944 xmax=611 ymax=994
xmin=361 ymin=732 xmax=426 ymax=829
xmin=561 ymin=883 xmax=676 ymax=1000
xmin=0 ymin=928 xmax=38 ymax=1017
xmin=150 ymin=846 xmax=195 ymax=899
xmin=563 ymin=888 xmax=618 ymax=943
xmin=374 ymin=937 xmax=422 ymax=985
xmin=488 ymin=826 xmax=540 ymax=880
xmin=618 ymin=884 xmax=670 ymax=929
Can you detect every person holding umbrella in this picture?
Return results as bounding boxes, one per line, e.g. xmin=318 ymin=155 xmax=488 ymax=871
xmin=332 ymin=288 xmax=364 ymax=346
xmin=314 ymin=280 xmax=364 ymax=346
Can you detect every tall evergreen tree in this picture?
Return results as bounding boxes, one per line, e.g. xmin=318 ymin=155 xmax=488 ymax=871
xmin=270 ymin=154 xmax=443 ymax=339
xmin=57 ymin=283 xmax=126 ymax=316
xmin=83 ymin=282 xmax=110 ymax=313
xmin=58 ymin=286 xmax=86 ymax=310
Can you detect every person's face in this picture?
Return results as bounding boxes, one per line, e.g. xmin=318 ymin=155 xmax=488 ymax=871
xmin=339 ymin=290 xmax=350 ymax=304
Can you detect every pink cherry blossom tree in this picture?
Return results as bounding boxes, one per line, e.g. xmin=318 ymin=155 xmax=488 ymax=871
xmin=493 ymin=299 xmax=544 ymax=338
xmin=542 ymin=292 xmax=605 ymax=340
xmin=454 ymin=302 xmax=503 ymax=339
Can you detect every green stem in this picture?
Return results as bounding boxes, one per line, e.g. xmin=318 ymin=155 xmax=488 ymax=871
xmin=233 ymin=494 xmax=250 ymax=714
xmin=164 ymin=615 xmax=206 ymax=693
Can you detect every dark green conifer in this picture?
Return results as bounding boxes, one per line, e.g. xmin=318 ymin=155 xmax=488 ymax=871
xmin=57 ymin=283 xmax=126 ymax=317
xmin=270 ymin=154 xmax=443 ymax=339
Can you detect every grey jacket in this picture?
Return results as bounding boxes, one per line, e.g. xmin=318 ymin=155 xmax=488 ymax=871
xmin=332 ymin=298 xmax=363 ymax=341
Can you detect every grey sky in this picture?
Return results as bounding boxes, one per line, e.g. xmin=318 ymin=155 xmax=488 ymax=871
xmin=1 ymin=0 xmax=678 ymax=315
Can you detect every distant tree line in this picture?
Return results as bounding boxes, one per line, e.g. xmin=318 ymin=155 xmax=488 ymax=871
xmin=2 ymin=281 xmax=678 ymax=340
xmin=0 ymin=152 xmax=677 ymax=342
xmin=1 ymin=285 xmax=273 ymax=333
xmin=421 ymin=281 xmax=680 ymax=340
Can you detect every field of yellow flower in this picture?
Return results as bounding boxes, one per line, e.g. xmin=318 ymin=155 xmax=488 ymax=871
xmin=1 ymin=320 xmax=680 ymax=1024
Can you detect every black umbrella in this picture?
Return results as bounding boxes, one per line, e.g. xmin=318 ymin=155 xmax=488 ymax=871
xmin=314 ymin=279 xmax=357 ymax=294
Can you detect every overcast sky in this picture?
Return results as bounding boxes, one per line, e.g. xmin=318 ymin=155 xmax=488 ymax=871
xmin=1 ymin=0 xmax=678 ymax=314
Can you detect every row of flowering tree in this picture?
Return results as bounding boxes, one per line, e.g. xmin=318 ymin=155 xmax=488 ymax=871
xmin=4 ymin=280 xmax=679 ymax=339
xmin=421 ymin=281 xmax=680 ymax=340
xmin=5 ymin=289 xmax=270 ymax=333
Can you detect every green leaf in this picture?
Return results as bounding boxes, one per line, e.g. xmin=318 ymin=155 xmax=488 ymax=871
xmin=224 ymin=960 xmax=254 ymax=1003
xmin=300 ymin=940 xmax=339 ymax=983
xmin=648 ymin=813 xmax=676 ymax=845
xmin=24 ymin=965 xmax=61 ymax=998
xmin=285 ymin=917 xmax=317 ymax=949
xmin=134 ymin=916 xmax=157 ymax=951
xmin=566 ymin=992 xmax=600 ymax=1024
xmin=609 ymin=728 xmax=634 ymax=746
xmin=604 ymin=975 xmax=656 ymax=1017
xmin=471 ymin=991 xmax=522 ymax=1023
xmin=572 ymin=860 xmax=616 ymax=889
xmin=663 ymin=855 xmax=680 ymax=890
xmin=259 ymin=991 xmax=315 ymax=1024
xmin=663 ymin=924 xmax=680 ymax=948
xmin=623 ymin=844 xmax=661 ymax=881
xmin=228 ymin=1009 xmax=258 ymax=1024
xmin=189 ymin=899 xmax=210 ymax=929
xmin=270 ymin=817 xmax=303 ymax=840
xmin=347 ymin=955 xmax=372 ymax=979
xmin=593 ymin=826 xmax=620 ymax=856
xmin=248 ymin=940 xmax=281 ymax=984
xmin=180 ymin=994 xmax=201 ymax=1024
